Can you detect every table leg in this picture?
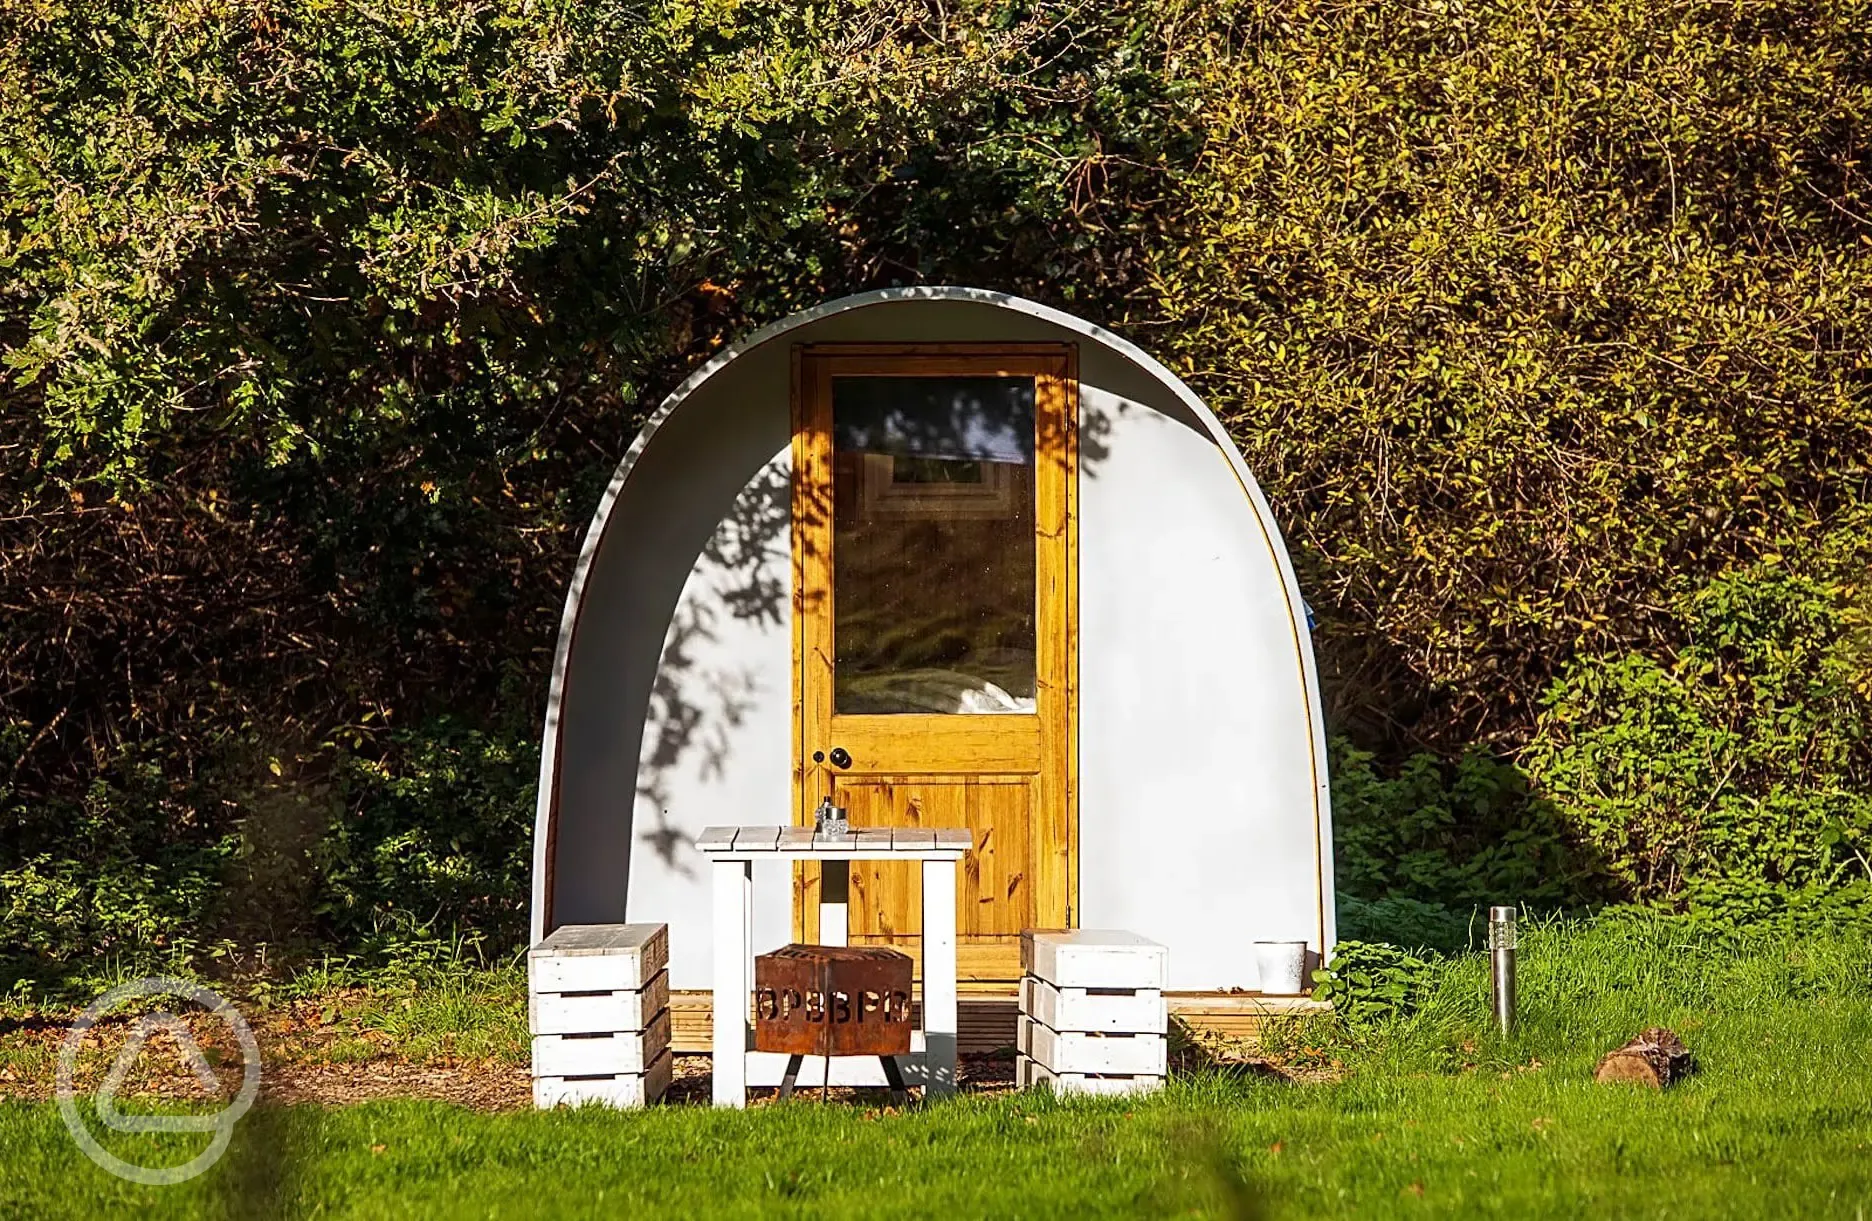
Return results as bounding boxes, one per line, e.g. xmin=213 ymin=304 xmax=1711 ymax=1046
xmin=712 ymin=858 xmax=752 ymax=1108
xmin=921 ymin=858 xmax=957 ymax=1097
xmin=820 ymin=859 xmax=849 ymax=948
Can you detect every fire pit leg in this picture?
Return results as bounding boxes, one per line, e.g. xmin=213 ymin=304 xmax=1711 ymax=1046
xmin=880 ymin=1055 xmax=908 ymax=1107
xmin=778 ymin=1054 xmax=804 ymax=1101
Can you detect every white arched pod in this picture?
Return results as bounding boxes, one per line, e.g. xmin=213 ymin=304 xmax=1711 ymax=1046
xmin=532 ymin=288 xmax=1334 ymax=992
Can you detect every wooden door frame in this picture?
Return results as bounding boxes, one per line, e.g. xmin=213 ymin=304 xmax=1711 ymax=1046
xmin=788 ymin=342 xmax=1080 ymax=945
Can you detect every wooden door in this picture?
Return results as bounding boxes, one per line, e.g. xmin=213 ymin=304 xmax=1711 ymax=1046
xmin=791 ymin=344 xmax=1077 ymax=987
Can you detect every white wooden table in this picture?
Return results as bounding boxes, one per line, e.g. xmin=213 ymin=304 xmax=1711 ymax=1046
xmin=696 ymin=824 xmax=971 ymax=1108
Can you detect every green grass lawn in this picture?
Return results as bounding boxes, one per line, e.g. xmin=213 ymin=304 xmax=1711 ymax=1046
xmin=3 ymin=917 xmax=1870 ymax=1219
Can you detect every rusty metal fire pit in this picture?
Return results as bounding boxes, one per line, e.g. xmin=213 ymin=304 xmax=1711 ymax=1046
xmin=754 ymin=943 xmax=913 ymax=1100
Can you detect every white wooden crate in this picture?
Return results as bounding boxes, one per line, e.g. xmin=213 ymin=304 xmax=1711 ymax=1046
xmin=532 ymin=1009 xmax=671 ymax=1078
xmin=1019 ymin=1015 xmax=1167 ymax=1076
xmin=1016 ymin=1055 xmax=1164 ymax=1098
xmin=1021 ymin=976 xmax=1165 ymax=1034
xmin=529 ymin=968 xmax=669 ymax=1036
xmin=529 ymin=923 xmax=668 ymax=993
xmin=1021 ymin=930 xmax=1166 ymax=991
xmin=533 ymin=1049 xmax=673 ymax=1110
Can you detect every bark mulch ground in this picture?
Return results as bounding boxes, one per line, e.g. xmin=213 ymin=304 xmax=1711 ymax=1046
xmin=2 ymin=1001 xmax=1307 ymax=1111
xmin=2 ymin=1008 xmax=1040 ymax=1112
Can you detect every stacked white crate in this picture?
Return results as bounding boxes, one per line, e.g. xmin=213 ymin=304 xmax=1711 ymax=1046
xmin=529 ymin=923 xmax=672 ymax=1108
xmin=1017 ymin=930 xmax=1167 ymax=1096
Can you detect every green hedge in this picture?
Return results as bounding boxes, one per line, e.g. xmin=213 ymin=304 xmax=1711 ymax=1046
xmin=1 ymin=0 xmax=1868 ymax=969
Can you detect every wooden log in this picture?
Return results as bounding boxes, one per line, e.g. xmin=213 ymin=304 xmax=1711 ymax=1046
xmin=1594 ymin=1027 xmax=1694 ymax=1088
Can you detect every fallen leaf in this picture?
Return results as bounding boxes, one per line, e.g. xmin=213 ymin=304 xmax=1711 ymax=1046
xmin=1269 ymin=1141 xmax=1284 ymax=1155
xmin=1405 ymin=1181 xmax=1425 ymax=1197
xmin=370 ymin=1144 xmax=386 ymax=1155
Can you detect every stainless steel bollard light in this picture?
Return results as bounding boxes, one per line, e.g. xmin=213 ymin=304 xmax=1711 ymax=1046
xmin=1489 ymin=905 xmax=1517 ymax=1035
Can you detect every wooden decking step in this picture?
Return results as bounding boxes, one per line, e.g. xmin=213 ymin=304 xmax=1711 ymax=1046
xmin=666 ymin=990 xmax=1331 ymax=1054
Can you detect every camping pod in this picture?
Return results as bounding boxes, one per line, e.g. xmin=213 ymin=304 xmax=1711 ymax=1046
xmin=532 ymin=288 xmax=1335 ymax=1023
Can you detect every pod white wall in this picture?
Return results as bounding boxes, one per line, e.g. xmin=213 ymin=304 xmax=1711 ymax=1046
xmin=532 ymin=288 xmax=1335 ymax=991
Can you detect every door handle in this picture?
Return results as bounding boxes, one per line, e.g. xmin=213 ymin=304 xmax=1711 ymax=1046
xmin=828 ymin=747 xmax=852 ymax=769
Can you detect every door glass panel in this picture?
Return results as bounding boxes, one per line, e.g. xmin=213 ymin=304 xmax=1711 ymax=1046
xmin=832 ymin=376 xmax=1036 ymax=715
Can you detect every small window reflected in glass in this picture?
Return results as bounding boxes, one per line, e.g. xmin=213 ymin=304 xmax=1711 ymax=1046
xmin=832 ymin=377 xmax=1037 ymax=715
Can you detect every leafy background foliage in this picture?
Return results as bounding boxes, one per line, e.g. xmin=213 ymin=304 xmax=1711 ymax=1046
xmin=2 ymin=0 xmax=1869 ymax=977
